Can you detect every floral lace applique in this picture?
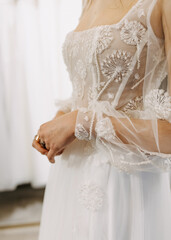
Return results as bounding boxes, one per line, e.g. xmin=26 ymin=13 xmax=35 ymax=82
xmin=78 ymin=182 xmax=104 ymax=211
xmin=144 ymin=89 xmax=171 ymax=120
xmin=121 ymin=96 xmax=143 ymax=114
xmin=95 ymin=117 xmax=116 ymax=142
xmin=74 ymin=108 xmax=96 ymax=141
xmin=93 ymin=26 xmax=115 ymax=91
xmin=101 ymin=50 xmax=133 ymax=83
xmin=75 ymin=123 xmax=89 ymax=141
xmin=120 ymin=20 xmax=146 ymax=46
xmin=95 ymin=26 xmax=114 ymax=54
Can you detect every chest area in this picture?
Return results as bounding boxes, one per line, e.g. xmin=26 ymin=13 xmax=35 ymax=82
xmin=63 ymin=18 xmax=148 ymax=68
xmin=63 ymin=0 xmax=152 ymax=65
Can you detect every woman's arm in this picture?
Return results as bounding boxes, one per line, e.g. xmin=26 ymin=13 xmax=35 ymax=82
xmin=162 ymin=0 xmax=171 ymax=93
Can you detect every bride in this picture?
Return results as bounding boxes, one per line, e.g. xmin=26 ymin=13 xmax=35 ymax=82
xmin=33 ymin=0 xmax=171 ymax=239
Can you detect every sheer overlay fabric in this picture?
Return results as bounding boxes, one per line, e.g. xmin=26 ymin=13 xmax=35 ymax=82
xmin=56 ymin=0 xmax=171 ymax=173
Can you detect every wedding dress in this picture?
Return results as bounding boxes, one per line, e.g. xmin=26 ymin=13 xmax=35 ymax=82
xmin=39 ymin=0 xmax=171 ymax=239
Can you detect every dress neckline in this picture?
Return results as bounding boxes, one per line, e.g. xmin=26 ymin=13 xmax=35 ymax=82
xmin=72 ymin=0 xmax=142 ymax=34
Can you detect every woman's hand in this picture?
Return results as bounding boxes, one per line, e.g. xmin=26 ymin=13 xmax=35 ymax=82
xmin=32 ymin=110 xmax=66 ymax=161
xmin=32 ymin=110 xmax=78 ymax=163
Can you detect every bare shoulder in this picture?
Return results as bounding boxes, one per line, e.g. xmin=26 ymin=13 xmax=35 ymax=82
xmin=149 ymin=0 xmax=171 ymax=39
xmin=160 ymin=0 xmax=171 ymax=9
xmin=160 ymin=0 xmax=171 ymax=94
xmin=160 ymin=0 xmax=171 ymax=21
xmin=158 ymin=0 xmax=171 ymax=18
xmin=159 ymin=0 xmax=171 ymax=37
xmin=150 ymin=0 xmax=164 ymax=39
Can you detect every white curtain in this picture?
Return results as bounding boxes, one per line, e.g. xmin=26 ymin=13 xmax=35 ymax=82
xmin=0 ymin=0 xmax=81 ymax=191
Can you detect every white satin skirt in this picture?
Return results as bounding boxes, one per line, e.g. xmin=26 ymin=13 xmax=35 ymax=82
xmin=38 ymin=139 xmax=171 ymax=240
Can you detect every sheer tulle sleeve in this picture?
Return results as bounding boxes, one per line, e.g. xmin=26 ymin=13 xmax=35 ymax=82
xmin=74 ymin=88 xmax=171 ymax=174
xmin=74 ymin=0 xmax=171 ymax=173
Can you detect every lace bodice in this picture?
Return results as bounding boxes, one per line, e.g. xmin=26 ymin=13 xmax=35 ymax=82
xmin=56 ymin=0 xmax=171 ymax=173
xmin=63 ymin=0 xmax=164 ymax=109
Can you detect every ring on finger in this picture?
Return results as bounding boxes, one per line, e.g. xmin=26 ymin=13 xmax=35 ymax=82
xmin=34 ymin=134 xmax=47 ymax=150
xmin=34 ymin=134 xmax=40 ymax=142
xmin=39 ymin=139 xmax=48 ymax=150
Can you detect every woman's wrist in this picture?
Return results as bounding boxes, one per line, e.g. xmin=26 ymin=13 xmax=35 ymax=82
xmin=69 ymin=110 xmax=78 ymax=137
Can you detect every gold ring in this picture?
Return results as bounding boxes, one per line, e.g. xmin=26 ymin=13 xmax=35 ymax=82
xmin=34 ymin=134 xmax=47 ymax=150
xmin=34 ymin=134 xmax=40 ymax=142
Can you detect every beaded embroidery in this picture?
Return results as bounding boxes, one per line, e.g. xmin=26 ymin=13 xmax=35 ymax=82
xmin=120 ymin=20 xmax=146 ymax=46
xmin=95 ymin=117 xmax=116 ymax=142
xmin=144 ymin=89 xmax=171 ymax=120
xmin=101 ymin=50 xmax=132 ymax=83
xmin=75 ymin=123 xmax=89 ymax=141
xmin=95 ymin=27 xmax=114 ymax=54
xmin=122 ymin=96 xmax=143 ymax=114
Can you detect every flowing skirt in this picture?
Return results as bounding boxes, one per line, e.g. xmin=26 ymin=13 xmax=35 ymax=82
xmin=39 ymin=139 xmax=171 ymax=240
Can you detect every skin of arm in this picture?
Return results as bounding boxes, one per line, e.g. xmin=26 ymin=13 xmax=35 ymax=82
xmin=162 ymin=0 xmax=171 ymax=93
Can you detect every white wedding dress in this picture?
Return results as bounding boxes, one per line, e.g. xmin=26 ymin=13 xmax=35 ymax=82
xmin=39 ymin=0 xmax=171 ymax=239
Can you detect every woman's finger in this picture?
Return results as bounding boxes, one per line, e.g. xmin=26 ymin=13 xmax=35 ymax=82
xmin=32 ymin=139 xmax=48 ymax=155
xmin=46 ymin=149 xmax=56 ymax=163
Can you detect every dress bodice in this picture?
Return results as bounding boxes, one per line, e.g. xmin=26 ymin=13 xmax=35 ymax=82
xmin=62 ymin=0 xmax=166 ymax=116
xmin=56 ymin=0 xmax=171 ymax=174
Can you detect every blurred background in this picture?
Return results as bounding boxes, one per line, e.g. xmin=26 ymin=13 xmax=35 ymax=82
xmin=0 ymin=0 xmax=81 ymax=239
